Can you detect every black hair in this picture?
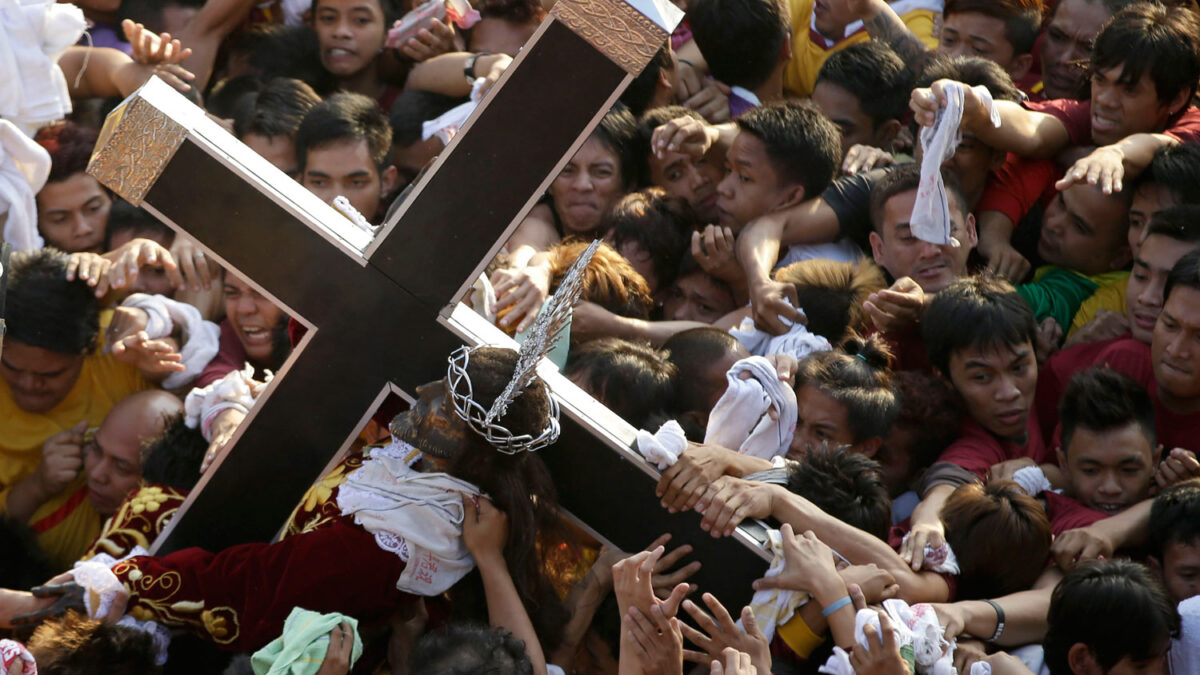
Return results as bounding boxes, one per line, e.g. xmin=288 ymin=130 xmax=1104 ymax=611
xmin=28 ymin=611 xmax=160 ymax=675
xmin=312 ymin=0 xmax=406 ymax=25
xmin=7 ymin=248 xmax=99 ymax=355
xmin=34 ymin=122 xmax=96 ymax=183
xmin=591 ymin=104 xmax=641 ymax=189
xmin=409 ymin=623 xmax=533 ymax=675
xmin=295 ymin=92 xmax=393 ymax=172
xmin=246 ymin=24 xmax=337 ymax=96
xmin=388 ymin=90 xmax=466 ymax=147
xmin=786 ymin=445 xmax=892 ymax=540
xmin=117 ymin=0 xmax=203 ymax=33
xmin=815 ymin=41 xmax=912 ymax=128
xmin=922 ymin=275 xmax=1037 ymax=378
xmin=915 ymin=53 xmax=1023 ymax=101
xmin=735 ymin=100 xmax=841 ymax=200
xmin=1163 ymin=248 xmax=1200 ymax=305
xmin=1091 ymin=2 xmax=1200 ymax=106
xmin=796 ymin=334 xmax=900 ymax=442
xmin=0 ymin=517 xmax=52 ymax=590
xmin=104 ymin=200 xmax=175 ymax=251
xmin=233 ymin=77 xmax=322 ymax=140
xmin=1139 ymin=142 xmax=1200 ymax=205
xmin=1059 ymin=368 xmax=1156 ymax=456
xmin=206 ymin=75 xmax=263 ymax=120
xmin=869 ymin=162 xmax=967 ymax=233
xmin=775 ymin=258 xmax=887 ymax=344
xmin=140 ymin=413 xmax=209 ymax=493
xmin=943 ymin=0 xmax=1043 ymax=55
xmin=1150 ymin=480 xmax=1200 ymax=562
xmin=1043 ymin=560 xmax=1178 ymax=674
xmin=603 ymin=188 xmax=697 ymax=292
xmin=635 ymin=105 xmax=707 ymax=187
xmin=1145 ymin=204 xmax=1200 ymax=245
xmin=689 ymin=0 xmax=788 ymax=91
xmin=620 ymin=42 xmax=674 ymax=117
xmin=663 ymin=327 xmax=748 ymax=416
xmin=563 ymin=338 xmax=676 ymax=429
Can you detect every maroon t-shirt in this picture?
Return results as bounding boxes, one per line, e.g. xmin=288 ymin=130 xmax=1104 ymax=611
xmin=1042 ymin=491 xmax=1108 ymax=536
xmin=937 ymin=413 xmax=1053 ymax=480
xmin=1035 ymin=335 xmax=1149 ymax=441
xmin=195 ymin=319 xmax=249 ymax=389
xmin=1023 ymin=99 xmax=1200 ymax=146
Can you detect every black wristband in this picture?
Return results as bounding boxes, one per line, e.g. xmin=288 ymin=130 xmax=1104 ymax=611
xmin=464 ymin=52 xmax=491 ymax=85
xmin=984 ymin=599 xmax=1005 ymax=642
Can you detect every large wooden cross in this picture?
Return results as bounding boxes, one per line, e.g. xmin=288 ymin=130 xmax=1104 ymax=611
xmin=87 ymin=0 xmax=768 ymax=607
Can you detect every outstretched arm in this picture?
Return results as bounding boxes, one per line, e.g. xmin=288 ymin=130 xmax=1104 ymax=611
xmin=911 ymin=82 xmax=1072 ymax=159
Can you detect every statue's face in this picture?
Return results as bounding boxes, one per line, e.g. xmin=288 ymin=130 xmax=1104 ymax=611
xmin=391 ymin=378 xmax=469 ymax=469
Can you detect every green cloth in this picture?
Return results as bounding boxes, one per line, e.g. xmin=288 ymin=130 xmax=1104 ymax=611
xmin=1017 ymin=266 xmax=1102 ymax=330
xmin=251 ymin=608 xmax=363 ymax=675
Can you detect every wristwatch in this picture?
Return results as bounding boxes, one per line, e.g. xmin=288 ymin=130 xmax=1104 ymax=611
xmin=464 ymin=52 xmax=491 ymax=86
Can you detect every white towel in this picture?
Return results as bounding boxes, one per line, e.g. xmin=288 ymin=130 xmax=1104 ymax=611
xmin=704 ymin=356 xmax=798 ymax=460
xmin=121 ymin=293 xmax=222 ymax=390
xmin=742 ymin=528 xmax=808 ymax=643
xmin=729 ymin=299 xmax=832 ymax=360
xmin=0 ymin=119 xmax=47 ymax=251
xmin=818 ymin=600 xmax=957 ymax=675
xmin=422 ymin=76 xmax=489 ymax=145
xmin=0 ymin=0 xmax=86 ymax=135
xmin=184 ymin=362 xmax=271 ymax=440
xmin=336 ymin=440 xmax=483 ymax=596
xmin=73 ymin=547 xmax=170 ymax=665
xmin=1011 ymin=465 xmax=1054 ymax=497
xmin=911 ymin=82 xmax=1000 ymax=246
xmin=898 ymin=532 xmax=960 ymax=575
xmin=636 ymin=419 xmax=688 ymax=470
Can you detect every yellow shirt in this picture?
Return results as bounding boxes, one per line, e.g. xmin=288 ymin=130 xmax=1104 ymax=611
xmin=785 ymin=0 xmax=942 ymax=97
xmin=24 ymin=475 xmax=103 ymax=572
xmin=1069 ymin=276 xmax=1129 ymax=339
xmin=0 ymin=312 xmax=148 ymax=490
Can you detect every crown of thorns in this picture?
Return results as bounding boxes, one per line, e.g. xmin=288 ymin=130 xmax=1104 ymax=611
xmin=444 ymin=239 xmax=601 ymax=454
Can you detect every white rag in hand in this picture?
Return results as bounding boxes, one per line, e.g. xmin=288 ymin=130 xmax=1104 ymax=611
xmin=818 ymin=599 xmax=959 ymax=675
xmin=422 ymin=77 xmax=490 ymax=145
xmin=636 ymin=419 xmax=688 ymax=469
xmin=1012 ymin=465 xmax=1054 ymax=497
xmin=729 ymin=298 xmax=832 ymax=360
xmin=898 ymin=532 xmax=960 ymax=575
xmin=911 ymin=82 xmax=1000 ymax=245
xmin=0 ymin=119 xmax=48 ymax=251
xmin=121 ymin=293 xmax=222 ymax=390
xmin=704 ymin=356 xmax=798 ymax=460
xmin=742 ymin=528 xmax=809 ymax=643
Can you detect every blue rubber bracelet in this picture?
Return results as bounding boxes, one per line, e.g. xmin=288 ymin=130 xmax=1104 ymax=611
xmin=822 ymin=595 xmax=852 ymax=617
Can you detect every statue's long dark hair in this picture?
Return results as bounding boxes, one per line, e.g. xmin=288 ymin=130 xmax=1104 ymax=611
xmin=445 ymin=348 xmax=573 ymax=652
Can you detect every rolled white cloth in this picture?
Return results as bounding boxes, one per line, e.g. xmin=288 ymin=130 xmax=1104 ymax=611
xmin=636 ymin=419 xmax=688 ymax=470
xmin=121 ymin=293 xmax=222 ymax=390
xmin=911 ymin=82 xmax=1000 ymax=245
xmin=0 ymin=0 xmax=86 ymax=135
xmin=704 ymin=356 xmax=798 ymax=460
xmin=72 ymin=548 xmax=170 ymax=665
xmin=729 ymin=298 xmax=832 ymax=360
xmin=184 ymin=363 xmax=271 ymax=441
xmin=0 ymin=119 xmax=48 ymax=251
xmin=1012 ymin=465 xmax=1054 ymax=497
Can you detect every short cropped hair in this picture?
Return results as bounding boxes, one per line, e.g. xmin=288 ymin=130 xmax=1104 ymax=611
xmin=635 ymin=105 xmax=707 ymax=186
xmin=922 ymin=276 xmax=1037 ymax=377
xmin=140 ymin=413 xmax=209 ymax=493
xmin=688 ymin=0 xmax=789 ymax=91
xmin=105 ymin=200 xmax=175 ymax=251
xmin=1091 ymin=2 xmax=1200 ymax=105
xmin=233 ymin=77 xmax=322 ymax=140
xmin=736 ymin=101 xmax=841 ymax=201
xmin=410 ymin=623 xmax=533 ymax=675
xmin=943 ymin=0 xmax=1043 ymax=55
xmin=869 ymin=163 xmax=968 ymax=233
xmin=816 ymin=42 xmax=912 ymax=128
xmin=663 ymin=327 xmax=748 ymax=415
xmin=388 ymin=89 xmax=465 ymax=147
xmin=1146 ymin=205 xmax=1200 ymax=244
xmin=7 ymin=249 xmax=99 ymax=355
xmin=1059 ymin=368 xmax=1156 ymax=455
xmin=1043 ymin=560 xmax=1178 ymax=675
xmin=1163 ymin=248 xmax=1200 ymax=305
xmin=295 ymin=92 xmax=393 ymax=172
xmin=786 ymin=445 xmax=892 ymax=540
xmin=1140 ymin=143 xmax=1200 ymax=205
xmin=915 ymin=53 xmax=1023 ymax=101
xmin=621 ymin=42 xmax=674 ymax=117
xmin=604 ymin=188 xmax=697 ymax=292
xmin=1150 ymin=480 xmax=1200 ymax=562
xmin=564 ymin=338 xmax=676 ymax=429
xmin=774 ymin=258 xmax=887 ymax=344
xmin=942 ymin=481 xmax=1051 ymax=599
xmin=34 ymin=122 xmax=97 ymax=183
xmin=796 ymin=333 xmax=900 ymax=442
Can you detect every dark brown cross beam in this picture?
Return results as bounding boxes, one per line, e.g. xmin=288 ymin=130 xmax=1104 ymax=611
xmin=87 ymin=0 xmax=768 ymax=608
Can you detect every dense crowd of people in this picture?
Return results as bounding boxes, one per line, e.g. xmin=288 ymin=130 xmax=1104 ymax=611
xmin=2 ymin=0 xmax=1200 ymax=672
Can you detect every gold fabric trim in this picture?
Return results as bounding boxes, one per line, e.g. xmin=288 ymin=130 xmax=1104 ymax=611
xmin=550 ymin=0 xmax=667 ymax=75
xmin=87 ymin=95 xmax=187 ymax=206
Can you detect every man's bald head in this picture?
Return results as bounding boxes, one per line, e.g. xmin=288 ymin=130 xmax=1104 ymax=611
xmin=85 ymin=391 xmax=183 ymax=515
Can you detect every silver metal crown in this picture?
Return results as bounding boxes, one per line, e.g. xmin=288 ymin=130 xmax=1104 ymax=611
xmin=446 ymin=239 xmax=602 ymax=454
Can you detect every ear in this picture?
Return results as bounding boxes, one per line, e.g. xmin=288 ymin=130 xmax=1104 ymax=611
xmin=380 ymin=164 xmax=400 ymax=197
xmin=772 ymin=184 xmax=807 ymax=212
xmin=780 ymin=34 xmax=793 ymax=63
xmin=1148 ymin=554 xmax=1164 ymax=579
xmin=855 ymin=437 xmax=883 ymax=458
xmin=963 ymin=212 xmax=979 ymax=248
xmin=1067 ymin=643 xmax=1099 ymax=675
xmin=1007 ymin=52 xmax=1034 ymax=82
xmin=869 ymin=231 xmax=886 ymax=266
xmin=873 ymin=119 xmax=902 ymax=151
xmin=1056 ymin=446 xmax=1068 ymax=472
xmin=1167 ymin=86 xmax=1191 ymax=118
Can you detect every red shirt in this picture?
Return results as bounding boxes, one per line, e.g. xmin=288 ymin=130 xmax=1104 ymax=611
xmin=937 ymin=413 xmax=1053 ymax=480
xmin=1036 ymin=335 xmax=1148 ymax=441
xmin=195 ymin=319 xmax=249 ymax=389
xmin=1150 ymin=387 xmax=1200 ymax=453
xmin=1023 ymin=99 xmax=1200 ymax=146
xmin=1043 ymin=491 xmax=1108 ymax=536
xmin=976 ymin=155 xmax=1058 ymax=227
xmin=867 ymin=324 xmax=930 ymax=373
